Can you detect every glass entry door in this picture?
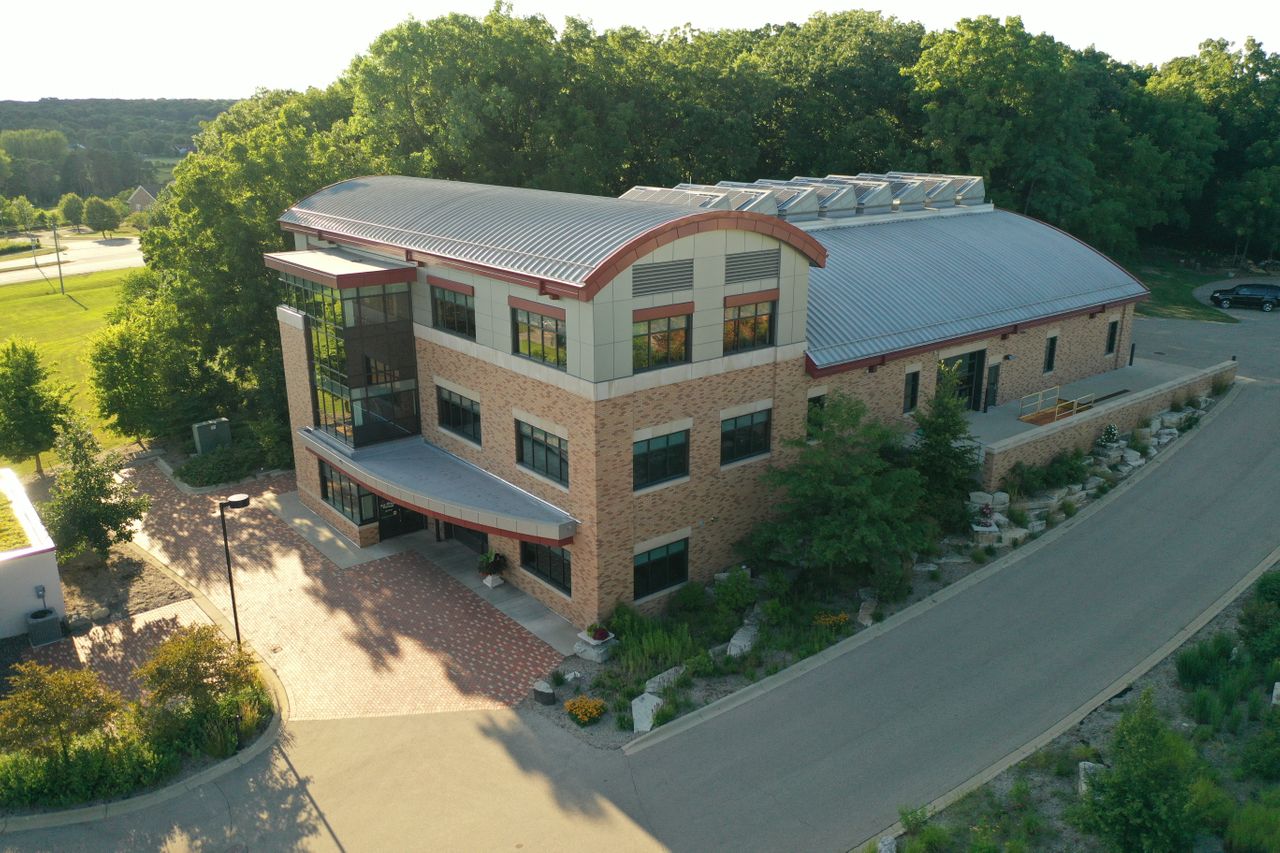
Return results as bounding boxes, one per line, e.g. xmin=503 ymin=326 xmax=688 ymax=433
xmin=940 ymin=349 xmax=987 ymax=411
xmin=378 ymin=500 xmax=426 ymax=540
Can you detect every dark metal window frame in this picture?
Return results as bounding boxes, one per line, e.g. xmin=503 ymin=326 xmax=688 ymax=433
xmin=516 ymin=420 xmax=569 ymax=486
xmin=903 ymin=371 xmax=920 ymax=414
xmin=512 ymin=307 xmax=567 ymax=369
xmin=720 ymin=409 xmax=772 ymax=465
xmin=430 ymin=286 xmax=477 ymax=340
xmin=520 ymin=542 xmax=571 ymax=594
xmin=1043 ymin=335 xmax=1058 ymax=373
xmin=319 ymin=460 xmax=377 ymax=525
xmin=632 ymin=315 xmax=691 ymax=372
xmin=723 ymin=300 xmax=776 ymax=354
xmin=436 ymin=386 xmax=481 ymax=444
xmin=633 ymin=430 xmax=690 ymax=490
xmin=806 ymin=395 xmax=826 ymax=440
xmin=1105 ymin=320 xmax=1119 ymax=356
xmin=633 ymin=538 xmax=689 ymax=599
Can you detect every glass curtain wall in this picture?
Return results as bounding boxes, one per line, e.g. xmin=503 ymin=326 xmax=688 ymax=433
xmin=281 ymin=273 xmax=420 ymax=447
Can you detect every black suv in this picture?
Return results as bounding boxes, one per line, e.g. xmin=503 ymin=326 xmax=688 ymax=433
xmin=1210 ymin=283 xmax=1280 ymax=312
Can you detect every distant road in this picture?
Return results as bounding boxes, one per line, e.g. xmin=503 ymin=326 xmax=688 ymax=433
xmin=0 ymin=232 xmax=144 ymax=286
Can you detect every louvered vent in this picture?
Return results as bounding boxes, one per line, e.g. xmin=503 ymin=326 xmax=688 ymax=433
xmin=725 ymin=249 xmax=781 ymax=285
xmin=632 ymin=259 xmax=694 ymax=295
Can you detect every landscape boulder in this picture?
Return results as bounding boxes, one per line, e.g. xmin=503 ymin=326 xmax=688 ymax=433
xmin=1078 ymin=761 xmax=1106 ymax=796
xmin=1272 ymin=682 xmax=1279 ymax=707
xmin=727 ymin=623 xmax=759 ymax=658
xmin=991 ymin=491 xmax=1010 ymax=510
xmin=1122 ymin=449 xmax=1145 ymax=467
xmin=856 ymin=600 xmax=877 ymax=628
xmin=913 ymin=562 xmax=938 ymax=575
xmin=532 ymin=680 xmax=556 ymax=705
xmin=877 ymin=837 xmax=897 ymax=853
xmin=1001 ymin=527 xmax=1029 ymax=547
xmin=968 ymin=491 xmax=994 ymax=506
xmin=645 ymin=665 xmax=685 ymax=695
xmin=632 ymin=693 xmax=664 ymax=733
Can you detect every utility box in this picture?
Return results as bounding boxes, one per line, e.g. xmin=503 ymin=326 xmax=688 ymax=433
xmin=27 ymin=609 xmax=61 ymax=647
xmin=192 ymin=418 xmax=232 ymax=456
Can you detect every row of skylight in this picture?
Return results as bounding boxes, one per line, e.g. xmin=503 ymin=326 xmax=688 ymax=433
xmin=621 ymin=172 xmax=986 ymax=221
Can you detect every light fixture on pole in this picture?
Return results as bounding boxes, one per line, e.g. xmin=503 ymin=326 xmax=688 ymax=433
xmin=218 ymin=493 xmax=250 ymax=646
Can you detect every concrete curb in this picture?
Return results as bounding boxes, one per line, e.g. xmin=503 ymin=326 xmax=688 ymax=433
xmin=626 ymin=380 xmax=1244 ymax=758
xmin=0 ymin=547 xmax=292 ymax=835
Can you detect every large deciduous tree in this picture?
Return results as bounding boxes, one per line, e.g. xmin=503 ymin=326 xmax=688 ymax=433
xmin=0 ymin=339 xmax=70 ymax=476
xmin=41 ymin=416 xmax=150 ymax=561
xmin=57 ymin=192 xmax=84 ymax=228
xmin=83 ymin=196 xmax=120 ymax=237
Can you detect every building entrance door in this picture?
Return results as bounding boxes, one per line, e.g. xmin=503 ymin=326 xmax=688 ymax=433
xmin=438 ymin=521 xmax=489 ymax=555
xmin=940 ymin=349 xmax=987 ymax=411
xmin=378 ymin=500 xmax=426 ymax=540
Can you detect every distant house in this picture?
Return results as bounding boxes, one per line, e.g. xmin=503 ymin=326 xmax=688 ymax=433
xmin=127 ymin=186 xmax=157 ymax=213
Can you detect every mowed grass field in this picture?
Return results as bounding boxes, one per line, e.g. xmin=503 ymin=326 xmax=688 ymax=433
xmin=0 ymin=268 xmax=136 ymax=477
xmin=1130 ymin=251 xmax=1238 ymax=323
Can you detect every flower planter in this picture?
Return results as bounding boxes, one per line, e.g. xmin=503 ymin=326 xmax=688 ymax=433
xmin=576 ymin=630 xmax=614 ymax=646
xmin=482 ymin=573 xmax=505 ymax=589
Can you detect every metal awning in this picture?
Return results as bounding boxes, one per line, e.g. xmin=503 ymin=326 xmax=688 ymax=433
xmin=264 ymin=248 xmax=417 ymax=289
xmin=298 ymin=429 xmax=578 ymax=545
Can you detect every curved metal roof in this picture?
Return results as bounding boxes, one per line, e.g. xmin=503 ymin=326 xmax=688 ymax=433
xmin=280 ymin=176 xmax=824 ymax=292
xmin=806 ymin=209 xmax=1148 ymax=368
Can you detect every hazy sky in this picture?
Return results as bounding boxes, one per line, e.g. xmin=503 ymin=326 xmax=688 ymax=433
xmin=2 ymin=0 xmax=1277 ymax=101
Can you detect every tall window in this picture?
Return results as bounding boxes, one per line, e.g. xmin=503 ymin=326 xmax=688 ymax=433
xmin=1105 ymin=320 xmax=1119 ymax=355
xmin=632 ymin=315 xmax=690 ymax=372
xmin=1043 ymin=335 xmax=1058 ymax=373
xmin=513 ymin=308 xmax=567 ymax=369
xmin=723 ymin=301 xmax=775 ymax=354
xmin=319 ymin=460 xmax=376 ymax=525
xmin=634 ymin=539 xmax=688 ymax=599
xmin=633 ymin=430 xmax=689 ymax=490
xmin=431 ymin=287 xmax=476 ymax=339
xmin=281 ymin=273 xmax=418 ymax=447
xmin=520 ymin=542 xmax=571 ymax=594
xmin=903 ymin=371 xmax=920 ymax=414
xmin=516 ymin=421 xmax=569 ymax=485
xmin=806 ymin=395 xmax=826 ymax=440
xmin=436 ymin=386 xmax=481 ymax=444
xmin=721 ymin=409 xmax=771 ymax=464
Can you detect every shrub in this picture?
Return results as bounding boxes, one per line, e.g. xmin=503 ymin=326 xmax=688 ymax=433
xmin=1239 ymin=597 xmax=1280 ymax=664
xmin=563 ymin=695 xmax=606 ymax=726
xmin=1171 ymin=397 xmax=1185 ymax=413
xmin=1100 ymin=423 xmax=1119 ymax=444
xmin=870 ymin=562 xmax=911 ymax=602
xmin=1007 ymin=508 xmax=1030 ymax=528
xmin=903 ymin=823 xmax=951 ymax=852
xmin=609 ymin=605 xmax=700 ymax=684
xmin=899 ymin=804 xmax=929 ymax=834
xmin=550 ymin=670 xmax=566 ymax=688
xmin=1226 ymin=790 xmax=1280 ymax=852
xmin=1242 ymin=713 xmax=1280 ymax=781
xmin=667 ymin=581 xmax=712 ymax=618
xmin=135 ymin=625 xmax=259 ymax=715
xmin=683 ymin=650 xmax=714 ymax=678
xmin=1176 ymin=633 xmax=1234 ymax=688
xmin=715 ymin=570 xmax=757 ymax=614
xmin=653 ymin=702 xmax=678 ymax=727
xmin=1075 ymin=690 xmax=1197 ymax=853
xmin=1258 ymin=570 xmax=1280 ymax=607
xmin=0 ymin=662 xmax=122 ymax=768
xmin=1189 ymin=687 xmax=1219 ymax=726
xmin=1179 ymin=414 xmax=1201 ymax=432
xmin=970 ymin=547 xmax=988 ymax=565
xmin=615 ymin=713 xmax=633 ymax=731
xmin=1187 ymin=776 xmax=1235 ymax=833
xmin=174 ymin=443 xmax=266 ymax=487
xmin=1130 ymin=440 xmax=1151 ymax=456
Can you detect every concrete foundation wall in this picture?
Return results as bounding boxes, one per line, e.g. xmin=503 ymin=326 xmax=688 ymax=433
xmin=1 ymin=469 xmax=65 ymax=639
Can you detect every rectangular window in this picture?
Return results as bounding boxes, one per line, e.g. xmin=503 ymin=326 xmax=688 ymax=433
xmin=431 ymin=286 xmax=476 ymax=339
xmin=1105 ymin=320 xmax=1119 ymax=355
xmin=806 ymin=395 xmax=826 ymax=440
xmin=720 ymin=409 xmax=771 ymax=464
xmin=1043 ymin=335 xmax=1058 ymax=373
xmin=516 ymin=420 xmax=569 ymax=485
xmin=903 ymin=371 xmax=920 ymax=414
xmin=520 ymin=542 xmax=571 ymax=595
xmin=633 ymin=430 xmax=690 ymax=490
xmin=634 ymin=538 xmax=689 ymax=599
xmin=319 ymin=460 xmax=376 ymax=525
xmin=632 ymin=315 xmax=691 ymax=372
xmin=512 ymin=308 xmax=567 ymax=369
xmin=723 ymin=301 xmax=775 ymax=354
xmin=436 ymin=386 xmax=481 ymax=444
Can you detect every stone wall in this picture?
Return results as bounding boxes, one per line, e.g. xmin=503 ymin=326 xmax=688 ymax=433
xmin=979 ymin=361 xmax=1237 ymax=489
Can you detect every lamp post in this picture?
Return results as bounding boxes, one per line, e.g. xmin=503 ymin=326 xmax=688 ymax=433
xmin=218 ymin=494 xmax=250 ymax=646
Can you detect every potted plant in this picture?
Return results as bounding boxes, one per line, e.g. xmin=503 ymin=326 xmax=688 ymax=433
xmin=578 ymin=622 xmax=614 ymax=645
xmin=477 ymin=550 xmax=507 ymax=588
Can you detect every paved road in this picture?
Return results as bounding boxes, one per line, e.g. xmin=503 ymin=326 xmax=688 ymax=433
xmin=0 ymin=232 xmax=143 ymax=286
xmin=5 ymin=308 xmax=1278 ymax=852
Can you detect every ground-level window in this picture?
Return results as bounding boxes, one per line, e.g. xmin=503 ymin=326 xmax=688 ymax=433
xmin=512 ymin=308 xmax=567 ymax=369
xmin=723 ymin=301 xmax=775 ymax=353
xmin=1105 ymin=320 xmax=1119 ymax=356
xmin=634 ymin=538 xmax=689 ymax=599
xmin=319 ymin=460 xmax=376 ymax=525
xmin=436 ymin=386 xmax=481 ymax=444
xmin=632 ymin=315 xmax=690 ymax=372
xmin=721 ymin=409 xmax=771 ymax=464
xmin=520 ymin=542 xmax=571 ymax=594
xmin=633 ymin=430 xmax=689 ymax=490
xmin=516 ymin=420 xmax=569 ymax=485
xmin=903 ymin=371 xmax=920 ymax=414
xmin=1043 ymin=335 xmax=1058 ymax=373
xmin=806 ymin=395 xmax=826 ymax=439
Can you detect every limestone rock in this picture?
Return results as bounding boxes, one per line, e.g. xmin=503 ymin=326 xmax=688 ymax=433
xmin=743 ymin=602 xmax=765 ymax=626
xmin=1078 ymin=761 xmax=1106 ymax=796
xmin=1196 ymin=395 xmax=1213 ymax=410
xmin=1272 ymin=682 xmax=1279 ymax=707
xmin=1028 ymin=519 xmax=1047 ymax=534
xmin=1115 ymin=463 xmax=1133 ymax=476
xmin=968 ymin=491 xmax=994 ymax=506
xmin=1133 ymin=427 xmax=1153 ymax=442
xmin=1122 ymin=449 xmax=1144 ymax=466
xmin=971 ymin=524 xmax=999 ymax=546
xmin=877 ymin=837 xmax=897 ymax=853
xmin=90 ymin=606 xmax=111 ymax=624
xmin=532 ymin=680 xmax=555 ymax=705
xmin=1001 ymin=527 xmax=1029 ymax=547
xmin=991 ymin=491 xmax=1010 ymax=510
xmin=857 ymin=587 xmax=878 ymax=603
xmin=66 ymin=614 xmax=92 ymax=635
xmin=1145 ymin=446 xmax=1158 ymax=459
xmin=913 ymin=562 xmax=938 ymax=574
xmin=856 ymin=600 xmax=877 ymax=628
xmin=1161 ymin=412 xmax=1185 ymax=429
xmin=1066 ymin=483 xmax=1083 ymax=495
xmin=1047 ymin=487 xmax=1069 ymax=501
xmin=727 ymin=623 xmax=759 ymax=658
xmin=1148 ymin=417 xmax=1162 ymax=432
xmin=632 ymin=693 xmax=664 ymax=733
xmin=645 ymin=666 xmax=685 ymax=695
xmin=1084 ymin=475 xmax=1104 ymax=491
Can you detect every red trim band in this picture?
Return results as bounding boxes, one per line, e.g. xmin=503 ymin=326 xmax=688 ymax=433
xmin=508 ymin=295 xmax=567 ymax=320
xmin=426 ymin=275 xmax=475 ymax=297
xmin=264 ymin=254 xmax=417 ymax=290
xmin=725 ymin=288 xmax=780 ymax=309
xmin=633 ymin=301 xmax=696 ymax=322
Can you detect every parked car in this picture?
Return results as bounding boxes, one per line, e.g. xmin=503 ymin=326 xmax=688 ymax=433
xmin=1210 ymin=283 xmax=1280 ymax=312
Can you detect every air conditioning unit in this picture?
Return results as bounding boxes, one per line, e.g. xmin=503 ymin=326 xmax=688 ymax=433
xmin=27 ymin=609 xmax=61 ymax=647
xmin=192 ymin=418 xmax=232 ymax=455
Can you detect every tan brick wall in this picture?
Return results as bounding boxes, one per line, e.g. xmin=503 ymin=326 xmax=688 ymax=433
xmin=279 ymin=318 xmax=321 ymax=502
xmin=980 ymin=361 xmax=1236 ymax=489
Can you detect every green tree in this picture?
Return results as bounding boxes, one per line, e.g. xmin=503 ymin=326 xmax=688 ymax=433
xmin=1076 ymin=689 xmax=1197 ymax=852
xmin=748 ymin=394 xmax=930 ymax=591
xmin=135 ymin=624 xmax=259 ymax=716
xmin=0 ymin=338 xmax=71 ymax=476
xmin=911 ymin=364 xmax=979 ymax=533
xmin=41 ymin=416 xmax=150 ymax=561
xmin=8 ymin=194 xmax=35 ymax=233
xmin=0 ymin=661 xmax=122 ymax=769
xmin=57 ymin=192 xmax=84 ymax=229
xmin=83 ymin=196 xmax=120 ymax=236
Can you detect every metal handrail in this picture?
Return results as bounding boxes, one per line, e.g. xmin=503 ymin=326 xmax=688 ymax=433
xmin=1019 ymin=386 xmax=1060 ymax=418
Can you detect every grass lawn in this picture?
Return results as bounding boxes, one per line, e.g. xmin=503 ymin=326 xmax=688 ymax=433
xmin=0 ymin=247 xmax=64 ymax=268
xmin=0 ymin=268 xmax=136 ymax=477
xmin=1128 ymin=250 xmax=1238 ymax=323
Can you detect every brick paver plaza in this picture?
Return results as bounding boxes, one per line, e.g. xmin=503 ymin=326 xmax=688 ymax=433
xmin=124 ymin=464 xmax=564 ymax=720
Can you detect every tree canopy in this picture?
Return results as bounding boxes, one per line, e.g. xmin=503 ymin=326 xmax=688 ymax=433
xmin=0 ymin=339 xmax=70 ymax=477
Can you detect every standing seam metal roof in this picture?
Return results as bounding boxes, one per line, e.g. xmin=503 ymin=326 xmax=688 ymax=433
xmin=805 ymin=209 xmax=1148 ymax=368
xmin=281 ymin=176 xmax=734 ymax=286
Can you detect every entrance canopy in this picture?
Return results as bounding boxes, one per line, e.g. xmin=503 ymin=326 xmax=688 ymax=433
xmin=298 ymin=428 xmax=577 ymax=546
